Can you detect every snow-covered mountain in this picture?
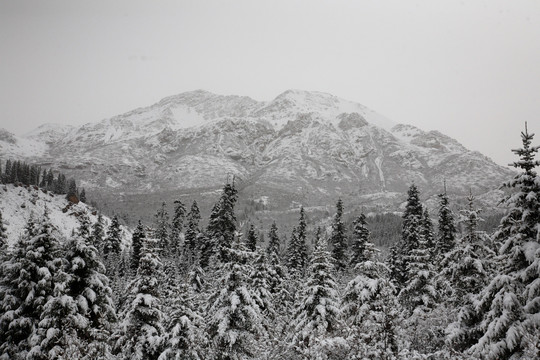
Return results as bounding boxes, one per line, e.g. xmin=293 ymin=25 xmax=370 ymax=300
xmin=0 ymin=90 xmax=514 ymax=216
xmin=0 ymin=183 xmax=131 ymax=246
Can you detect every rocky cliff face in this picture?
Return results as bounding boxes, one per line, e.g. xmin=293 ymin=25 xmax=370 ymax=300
xmin=0 ymin=89 xmax=514 ymax=218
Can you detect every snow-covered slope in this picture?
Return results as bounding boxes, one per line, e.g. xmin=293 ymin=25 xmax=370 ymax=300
xmin=0 ymin=183 xmax=130 ymax=246
xmin=1 ymin=89 xmax=515 ymax=216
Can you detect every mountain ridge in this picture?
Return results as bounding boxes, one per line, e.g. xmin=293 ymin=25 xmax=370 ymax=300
xmin=0 ymin=89 xmax=514 ymax=221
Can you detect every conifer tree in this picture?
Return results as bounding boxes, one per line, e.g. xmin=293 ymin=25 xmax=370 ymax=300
xmin=0 ymin=210 xmax=7 ymax=250
xmin=79 ymin=188 xmax=86 ymax=203
xmin=66 ymin=213 xmax=116 ymax=346
xmin=446 ymin=193 xmax=496 ymax=352
xmin=246 ymin=224 xmax=258 ymax=252
xmin=464 ymin=124 xmax=540 ymax=359
xmin=114 ymin=237 xmax=166 ymax=360
xmin=154 ymin=202 xmax=170 ymax=253
xmin=131 ymin=220 xmax=146 ymax=272
xmin=436 ymin=187 xmax=456 ymax=258
xmin=206 ymin=182 xmax=238 ymax=263
xmin=421 ymin=207 xmax=435 ymax=260
xmin=160 ymin=282 xmax=205 ymax=360
xmin=206 ymin=238 xmax=264 ymax=359
xmin=170 ymin=199 xmax=186 ymax=254
xmin=0 ymin=209 xmax=63 ymax=358
xmin=330 ymin=198 xmax=348 ymax=271
xmin=290 ymin=236 xmax=343 ymax=357
xmin=184 ymin=200 xmax=201 ymax=266
xmin=349 ymin=213 xmax=376 ymax=266
xmin=32 ymin=213 xmax=117 ymax=358
xmin=342 ymin=261 xmax=400 ymax=359
xmin=91 ymin=213 xmax=105 ymax=249
xmin=266 ymin=221 xmax=280 ymax=260
xmin=103 ymin=215 xmax=122 ymax=257
xmin=296 ymin=206 xmax=308 ymax=270
xmin=286 ymin=227 xmax=303 ymax=273
xmin=391 ymin=184 xmax=423 ymax=290
xmin=66 ymin=178 xmax=77 ymax=201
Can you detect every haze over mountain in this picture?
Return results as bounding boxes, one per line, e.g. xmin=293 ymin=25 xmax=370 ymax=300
xmin=0 ymin=90 xmax=514 ymax=219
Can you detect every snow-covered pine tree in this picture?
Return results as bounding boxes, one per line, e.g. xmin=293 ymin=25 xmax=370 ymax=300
xmin=392 ymin=184 xmax=424 ymax=290
xmin=266 ymin=221 xmax=280 ymax=260
xmin=296 ymin=206 xmax=309 ymax=271
xmin=0 ymin=209 xmax=63 ymax=358
xmin=131 ymin=220 xmax=146 ymax=272
xmin=63 ymin=213 xmax=116 ymax=356
xmin=205 ymin=237 xmax=264 ymax=360
xmin=91 ymin=213 xmax=105 ymax=249
xmin=32 ymin=212 xmax=116 ymax=359
xmin=290 ymin=236 xmax=344 ymax=358
xmin=436 ymin=186 xmax=457 ymax=260
xmin=465 ymin=123 xmax=540 ymax=359
xmin=79 ymin=188 xmax=86 ymax=203
xmin=442 ymin=193 xmax=494 ymax=307
xmin=0 ymin=209 xmax=7 ymax=250
xmin=154 ymin=202 xmax=170 ymax=254
xmin=330 ymin=198 xmax=348 ymax=271
xmin=66 ymin=178 xmax=78 ymax=201
xmin=103 ymin=215 xmax=122 ymax=257
xmin=246 ymin=224 xmax=258 ymax=252
xmin=342 ymin=260 xmax=400 ymax=359
xmin=170 ymin=199 xmax=186 ymax=255
xmin=287 ymin=227 xmax=303 ymax=274
xmin=159 ymin=281 xmax=205 ymax=360
xmin=445 ymin=193 xmax=496 ymax=352
xmin=184 ymin=200 xmax=201 ymax=266
xmin=398 ymin=231 xmax=438 ymax=315
xmin=421 ymin=207 xmax=435 ymax=261
xmin=206 ymin=182 xmax=238 ymax=263
xmin=114 ymin=236 xmax=166 ymax=360
xmin=349 ymin=213 xmax=376 ymax=266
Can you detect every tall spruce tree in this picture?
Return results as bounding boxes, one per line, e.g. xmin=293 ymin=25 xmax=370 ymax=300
xmin=436 ymin=187 xmax=456 ymax=259
xmin=0 ymin=209 xmax=63 ymax=358
xmin=206 ymin=182 xmax=238 ymax=263
xmin=391 ymin=183 xmax=423 ymax=290
xmin=114 ymin=237 xmax=166 ymax=360
xmin=184 ymin=200 xmax=201 ymax=266
xmin=342 ymin=261 xmax=400 ymax=359
xmin=349 ymin=213 xmax=376 ymax=266
xmin=37 ymin=212 xmax=117 ymax=358
xmin=131 ymin=220 xmax=146 ymax=272
xmin=446 ymin=193 xmax=496 ymax=352
xmin=421 ymin=207 xmax=435 ymax=261
xmin=464 ymin=124 xmax=540 ymax=359
xmin=205 ymin=238 xmax=264 ymax=359
xmin=330 ymin=198 xmax=348 ymax=271
xmin=290 ymin=236 xmax=344 ymax=358
xmin=266 ymin=221 xmax=280 ymax=260
xmin=154 ymin=202 xmax=170 ymax=253
xmin=246 ymin=224 xmax=258 ymax=252
xmin=170 ymin=199 xmax=186 ymax=254
xmin=0 ymin=210 xmax=7 ymax=250
xmin=91 ymin=213 xmax=105 ymax=249
xmin=103 ymin=215 xmax=122 ymax=257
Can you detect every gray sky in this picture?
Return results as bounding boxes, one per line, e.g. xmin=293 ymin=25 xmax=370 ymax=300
xmin=1 ymin=0 xmax=539 ymax=167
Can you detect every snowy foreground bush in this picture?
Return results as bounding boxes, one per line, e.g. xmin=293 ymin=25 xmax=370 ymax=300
xmin=0 ymin=125 xmax=539 ymax=359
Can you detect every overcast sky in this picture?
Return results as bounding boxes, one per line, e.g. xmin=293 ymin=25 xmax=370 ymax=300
xmin=1 ymin=0 xmax=539 ymax=167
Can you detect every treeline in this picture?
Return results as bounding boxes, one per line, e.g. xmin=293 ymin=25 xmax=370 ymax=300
xmin=0 ymin=125 xmax=539 ymax=359
xmin=0 ymin=159 xmax=87 ymax=202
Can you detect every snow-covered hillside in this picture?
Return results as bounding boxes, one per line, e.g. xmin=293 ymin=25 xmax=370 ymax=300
xmin=0 ymin=89 xmax=515 ymax=217
xmin=0 ymin=183 xmax=130 ymax=246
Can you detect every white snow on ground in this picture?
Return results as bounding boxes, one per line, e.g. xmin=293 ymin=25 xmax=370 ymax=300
xmin=0 ymin=130 xmax=48 ymax=158
xmin=0 ymin=184 xmax=131 ymax=246
xmin=169 ymin=104 xmax=208 ymax=129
